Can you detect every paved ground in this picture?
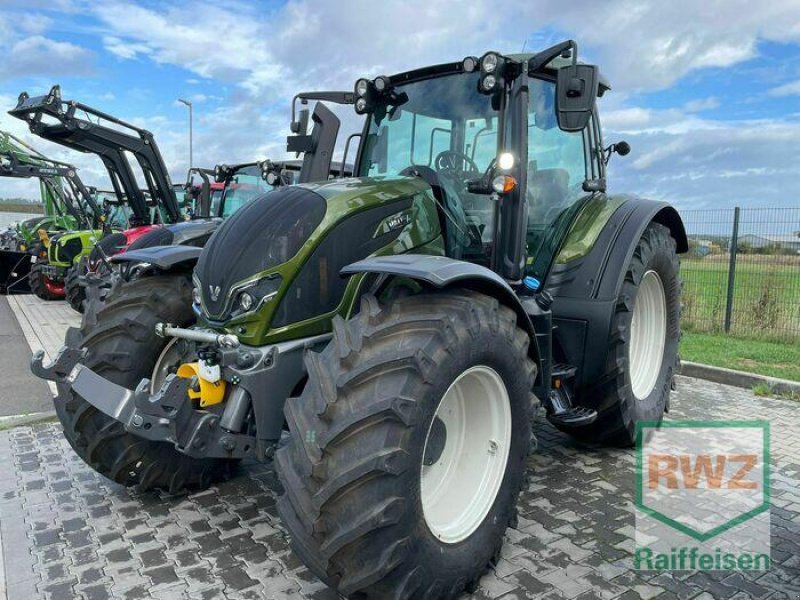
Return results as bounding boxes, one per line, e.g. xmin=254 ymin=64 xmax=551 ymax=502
xmin=1 ymin=297 xmax=799 ymax=599
xmin=0 ymin=296 xmax=53 ymax=418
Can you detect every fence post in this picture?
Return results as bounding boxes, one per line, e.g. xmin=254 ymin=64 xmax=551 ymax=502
xmin=724 ymin=206 xmax=740 ymax=333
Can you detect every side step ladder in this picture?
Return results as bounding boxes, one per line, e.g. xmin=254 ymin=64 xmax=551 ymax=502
xmin=545 ymin=363 xmax=597 ymax=429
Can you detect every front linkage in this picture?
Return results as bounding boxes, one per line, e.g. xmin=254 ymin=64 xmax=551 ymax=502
xmin=32 ymin=324 xmax=328 ymax=461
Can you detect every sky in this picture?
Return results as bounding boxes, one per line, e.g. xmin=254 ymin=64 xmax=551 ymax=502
xmin=0 ymin=0 xmax=799 ymax=213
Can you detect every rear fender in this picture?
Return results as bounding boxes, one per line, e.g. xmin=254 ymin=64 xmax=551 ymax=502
xmin=546 ymin=196 xmax=687 ymax=389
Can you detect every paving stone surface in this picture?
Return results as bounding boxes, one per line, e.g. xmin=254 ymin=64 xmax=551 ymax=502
xmin=0 ymin=376 xmax=798 ymax=599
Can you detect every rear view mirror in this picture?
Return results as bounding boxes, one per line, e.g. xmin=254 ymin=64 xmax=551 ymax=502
xmin=556 ymin=64 xmax=599 ymax=132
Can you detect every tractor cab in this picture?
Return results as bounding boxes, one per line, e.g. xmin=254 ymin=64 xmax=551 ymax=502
xmin=212 ymin=159 xmax=303 ymax=218
xmin=350 ymin=41 xmax=610 ymax=287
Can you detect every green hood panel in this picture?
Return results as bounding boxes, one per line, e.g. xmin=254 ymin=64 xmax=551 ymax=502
xmin=195 ymin=176 xmax=444 ymax=345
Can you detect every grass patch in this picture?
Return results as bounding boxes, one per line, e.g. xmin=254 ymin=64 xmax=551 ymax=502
xmin=681 ymin=255 xmax=800 ymax=342
xmin=680 ymin=332 xmax=800 ymax=382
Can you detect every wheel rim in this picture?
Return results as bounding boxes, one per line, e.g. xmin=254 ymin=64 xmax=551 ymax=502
xmin=420 ymin=365 xmax=512 ymax=544
xmin=629 ymin=270 xmax=667 ymax=400
xmin=150 ymin=338 xmax=193 ymax=393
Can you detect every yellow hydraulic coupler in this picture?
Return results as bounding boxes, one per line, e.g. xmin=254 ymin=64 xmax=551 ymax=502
xmin=176 ymin=362 xmax=226 ymax=407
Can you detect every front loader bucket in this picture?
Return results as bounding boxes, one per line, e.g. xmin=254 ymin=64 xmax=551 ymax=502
xmin=0 ymin=249 xmax=32 ymax=294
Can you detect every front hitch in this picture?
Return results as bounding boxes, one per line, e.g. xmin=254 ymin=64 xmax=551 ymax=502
xmin=64 ymin=364 xmax=255 ymax=460
xmin=31 ymin=346 xmax=87 ymax=381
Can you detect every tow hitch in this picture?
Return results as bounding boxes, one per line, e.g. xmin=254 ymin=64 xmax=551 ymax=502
xmin=32 ymin=346 xmax=255 ymax=460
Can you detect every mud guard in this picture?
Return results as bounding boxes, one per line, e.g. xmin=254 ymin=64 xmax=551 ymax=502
xmin=111 ymin=245 xmax=202 ymax=271
xmin=545 ymin=197 xmax=687 ymax=390
xmin=341 ymin=255 xmax=541 ymax=365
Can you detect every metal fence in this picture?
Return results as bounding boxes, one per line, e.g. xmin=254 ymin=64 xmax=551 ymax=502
xmin=679 ymin=207 xmax=800 ymax=342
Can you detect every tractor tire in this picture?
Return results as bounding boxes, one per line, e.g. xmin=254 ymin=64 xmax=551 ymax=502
xmin=567 ymin=222 xmax=681 ymax=446
xmin=55 ymin=274 xmax=237 ymax=493
xmin=29 ymin=261 xmax=64 ymax=301
xmin=65 ymin=257 xmax=88 ymax=313
xmin=276 ymin=290 xmax=537 ymax=599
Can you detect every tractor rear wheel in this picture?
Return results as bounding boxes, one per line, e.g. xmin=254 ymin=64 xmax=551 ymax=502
xmin=567 ymin=222 xmax=680 ymax=446
xmin=29 ymin=261 xmax=64 ymax=300
xmin=55 ymin=274 xmax=237 ymax=493
xmin=276 ymin=290 xmax=537 ymax=599
xmin=65 ymin=256 xmax=88 ymax=313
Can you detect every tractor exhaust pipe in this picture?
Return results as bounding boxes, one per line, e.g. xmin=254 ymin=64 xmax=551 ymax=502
xmin=154 ymin=323 xmax=240 ymax=348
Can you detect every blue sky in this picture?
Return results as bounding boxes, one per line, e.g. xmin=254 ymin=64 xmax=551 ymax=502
xmin=1 ymin=0 xmax=799 ymax=213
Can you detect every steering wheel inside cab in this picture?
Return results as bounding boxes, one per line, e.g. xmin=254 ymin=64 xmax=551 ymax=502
xmin=434 ymin=150 xmax=481 ymax=182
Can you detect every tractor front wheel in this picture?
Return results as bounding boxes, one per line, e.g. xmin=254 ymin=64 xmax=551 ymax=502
xmin=276 ymin=290 xmax=537 ymax=598
xmin=65 ymin=256 xmax=88 ymax=313
xmin=29 ymin=261 xmax=65 ymax=301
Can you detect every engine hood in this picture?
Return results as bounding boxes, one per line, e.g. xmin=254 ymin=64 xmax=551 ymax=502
xmin=193 ymin=176 xmax=441 ymax=342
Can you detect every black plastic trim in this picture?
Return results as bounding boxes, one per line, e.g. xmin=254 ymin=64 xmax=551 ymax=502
xmin=111 ymin=245 xmax=202 ymax=270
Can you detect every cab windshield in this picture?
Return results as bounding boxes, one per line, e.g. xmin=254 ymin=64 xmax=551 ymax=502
xmin=359 ymin=68 xmax=591 ymax=277
xmin=359 ymin=71 xmax=500 ymax=265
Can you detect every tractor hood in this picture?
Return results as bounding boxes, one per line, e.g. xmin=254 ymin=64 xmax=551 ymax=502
xmin=126 ymin=218 xmax=222 ymax=252
xmin=193 ymin=176 xmax=442 ymax=345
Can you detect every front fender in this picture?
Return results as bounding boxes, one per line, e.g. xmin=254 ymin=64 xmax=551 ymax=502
xmin=111 ymin=244 xmax=202 ymax=270
xmin=341 ymin=255 xmax=541 ymax=364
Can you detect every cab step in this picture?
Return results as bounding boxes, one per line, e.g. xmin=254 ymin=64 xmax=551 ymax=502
xmin=547 ymin=406 xmax=598 ymax=428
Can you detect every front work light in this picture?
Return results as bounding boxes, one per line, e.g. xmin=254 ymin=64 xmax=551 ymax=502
xmin=497 ymin=152 xmax=515 ymax=170
xmin=355 ymin=97 xmax=368 ymax=114
xmin=373 ymin=76 xmax=390 ymax=92
xmin=462 ymin=56 xmax=478 ymax=72
xmin=481 ymin=52 xmax=499 ymax=73
xmin=481 ymin=75 xmax=497 ymax=92
xmin=355 ymin=79 xmax=370 ymax=97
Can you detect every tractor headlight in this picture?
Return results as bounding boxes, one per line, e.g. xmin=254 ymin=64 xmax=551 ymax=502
xmin=481 ymin=53 xmax=498 ymax=73
xmin=238 ymin=291 xmax=254 ymax=312
xmin=481 ymin=75 xmax=497 ymax=92
xmin=355 ymin=97 xmax=368 ymax=114
xmin=229 ymin=274 xmax=282 ymax=318
xmin=462 ymin=56 xmax=478 ymax=73
xmin=192 ymin=286 xmax=201 ymax=305
xmin=355 ymin=78 xmax=370 ymax=97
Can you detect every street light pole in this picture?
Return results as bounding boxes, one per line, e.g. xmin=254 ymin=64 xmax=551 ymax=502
xmin=178 ymin=98 xmax=193 ymax=170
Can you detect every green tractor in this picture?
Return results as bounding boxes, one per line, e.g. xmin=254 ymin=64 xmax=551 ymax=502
xmin=0 ymin=131 xmax=82 ymax=253
xmin=35 ymin=41 xmax=685 ymax=599
xmin=0 ymin=134 xmax=107 ymax=297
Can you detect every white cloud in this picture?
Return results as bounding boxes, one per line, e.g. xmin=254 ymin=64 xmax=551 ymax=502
xmin=768 ymin=79 xmax=800 ymax=96
xmin=3 ymin=0 xmax=800 ymax=211
xmin=683 ymin=97 xmax=720 ymax=112
xmin=0 ymin=12 xmax=94 ymax=80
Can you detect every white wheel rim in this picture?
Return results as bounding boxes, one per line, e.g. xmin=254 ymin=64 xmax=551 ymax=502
xmin=629 ymin=270 xmax=667 ymax=400
xmin=420 ymin=365 xmax=512 ymax=544
xmin=150 ymin=338 xmax=190 ymax=393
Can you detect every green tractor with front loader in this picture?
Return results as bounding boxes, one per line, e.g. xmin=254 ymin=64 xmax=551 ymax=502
xmin=0 ymin=139 xmax=107 ymax=297
xmin=35 ymin=41 xmax=685 ymax=599
xmin=0 ymin=131 xmax=84 ymax=252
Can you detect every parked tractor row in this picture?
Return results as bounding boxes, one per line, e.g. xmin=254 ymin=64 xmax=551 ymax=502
xmin=27 ymin=41 xmax=685 ymax=599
